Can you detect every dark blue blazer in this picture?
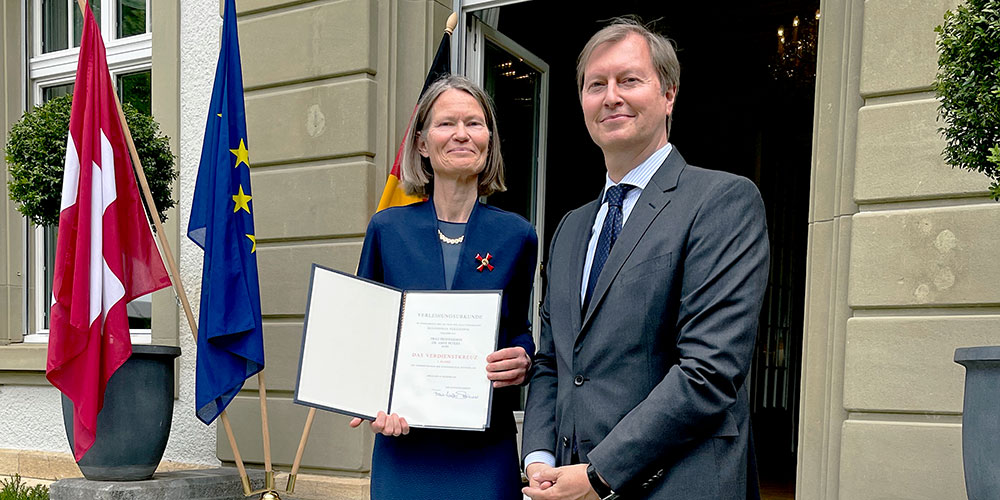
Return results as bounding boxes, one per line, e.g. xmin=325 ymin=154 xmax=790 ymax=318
xmin=357 ymin=199 xmax=538 ymax=431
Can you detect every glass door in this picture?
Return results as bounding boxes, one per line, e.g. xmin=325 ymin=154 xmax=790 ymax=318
xmin=463 ymin=14 xmax=548 ymax=346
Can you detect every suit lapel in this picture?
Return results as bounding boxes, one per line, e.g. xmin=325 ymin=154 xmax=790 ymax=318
xmin=579 ymin=150 xmax=687 ymax=335
xmin=568 ymin=200 xmax=600 ymax=335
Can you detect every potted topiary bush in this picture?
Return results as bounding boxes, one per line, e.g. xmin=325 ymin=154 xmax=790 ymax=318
xmin=5 ymin=93 xmax=176 ymax=226
xmin=935 ymin=1 xmax=1000 ymax=499
xmin=4 ymin=94 xmax=180 ymax=481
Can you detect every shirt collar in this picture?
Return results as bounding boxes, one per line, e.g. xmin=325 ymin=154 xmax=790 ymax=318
xmin=601 ymin=143 xmax=673 ymax=196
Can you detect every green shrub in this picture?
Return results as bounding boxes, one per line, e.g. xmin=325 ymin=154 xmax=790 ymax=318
xmin=4 ymin=94 xmax=177 ymax=226
xmin=935 ymin=0 xmax=1000 ymax=200
xmin=0 ymin=475 xmax=48 ymax=500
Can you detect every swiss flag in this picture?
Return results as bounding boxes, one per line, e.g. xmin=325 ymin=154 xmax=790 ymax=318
xmin=46 ymin=3 xmax=171 ymax=461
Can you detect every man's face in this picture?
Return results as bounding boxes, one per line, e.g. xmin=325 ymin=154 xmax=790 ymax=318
xmin=580 ymin=34 xmax=675 ymax=155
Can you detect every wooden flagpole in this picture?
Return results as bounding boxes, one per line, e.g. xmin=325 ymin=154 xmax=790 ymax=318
xmin=284 ymin=407 xmax=314 ymax=493
xmin=73 ymin=0 xmax=253 ymax=494
xmin=259 ymin=372 xmax=274 ymax=492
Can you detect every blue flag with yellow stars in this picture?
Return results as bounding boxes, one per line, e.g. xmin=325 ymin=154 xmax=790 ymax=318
xmin=188 ymin=0 xmax=265 ymax=425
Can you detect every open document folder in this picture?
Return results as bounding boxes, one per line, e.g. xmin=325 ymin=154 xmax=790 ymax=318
xmin=293 ymin=264 xmax=502 ymax=431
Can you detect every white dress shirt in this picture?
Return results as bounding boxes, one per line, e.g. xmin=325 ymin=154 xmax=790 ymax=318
xmin=579 ymin=143 xmax=673 ymax=303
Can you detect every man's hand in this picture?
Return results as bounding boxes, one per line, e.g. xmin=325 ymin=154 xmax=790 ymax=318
xmin=486 ymin=346 xmax=531 ymax=388
xmin=347 ymin=411 xmax=409 ymax=436
xmin=522 ymin=463 xmax=599 ymax=500
xmin=525 ymin=462 xmax=555 ymax=491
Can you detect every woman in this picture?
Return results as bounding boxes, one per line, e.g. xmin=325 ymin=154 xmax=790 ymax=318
xmin=350 ymin=75 xmax=538 ymax=500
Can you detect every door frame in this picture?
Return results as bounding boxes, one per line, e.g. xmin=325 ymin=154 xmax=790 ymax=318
xmin=459 ymin=8 xmax=549 ymax=347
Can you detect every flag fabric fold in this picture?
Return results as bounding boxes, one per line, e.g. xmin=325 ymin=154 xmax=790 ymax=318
xmin=188 ymin=0 xmax=265 ymax=425
xmin=375 ymin=24 xmax=453 ymax=212
xmin=46 ymin=2 xmax=171 ymax=461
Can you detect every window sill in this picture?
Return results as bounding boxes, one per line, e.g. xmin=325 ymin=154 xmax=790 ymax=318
xmin=23 ymin=332 xmax=152 ymax=344
xmin=0 ymin=343 xmax=46 ymax=370
xmin=0 ymin=335 xmax=161 ymax=385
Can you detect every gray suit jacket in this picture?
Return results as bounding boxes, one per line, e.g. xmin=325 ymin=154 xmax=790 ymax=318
xmin=522 ymin=148 xmax=769 ymax=499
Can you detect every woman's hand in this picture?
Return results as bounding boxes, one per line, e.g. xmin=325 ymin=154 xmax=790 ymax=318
xmin=348 ymin=411 xmax=410 ymax=436
xmin=486 ymin=346 xmax=531 ymax=388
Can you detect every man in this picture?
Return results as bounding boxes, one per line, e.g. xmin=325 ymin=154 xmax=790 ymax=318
xmin=521 ymin=18 xmax=768 ymax=500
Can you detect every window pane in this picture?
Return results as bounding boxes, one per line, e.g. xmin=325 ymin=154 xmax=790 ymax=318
xmin=39 ymin=87 xmax=71 ymax=329
xmin=43 ymin=226 xmax=57 ymax=329
xmin=117 ymin=0 xmax=146 ymax=38
xmin=126 ymin=295 xmax=152 ymax=329
xmin=117 ymin=70 xmax=151 ymax=116
xmin=73 ymin=0 xmax=101 ymax=47
xmin=482 ymin=39 xmax=541 ymax=222
xmin=43 ymin=226 xmax=154 ymax=330
xmin=42 ymin=83 xmax=74 ymax=102
xmin=41 ymin=0 xmax=69 ymax=53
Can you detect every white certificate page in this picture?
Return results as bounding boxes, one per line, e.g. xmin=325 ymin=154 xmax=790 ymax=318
xmin=294 ymin=266 xmax=401 ymax=420
xmin=390 ymin=291 xmax=502 ymax=430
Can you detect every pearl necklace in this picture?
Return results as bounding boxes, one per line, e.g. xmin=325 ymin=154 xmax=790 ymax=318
xmin=438 ymin=229 xmax=464 ymax=245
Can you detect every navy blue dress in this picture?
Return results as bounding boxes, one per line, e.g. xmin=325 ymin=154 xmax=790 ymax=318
xmin=357 ymin=199 xmax=538 ymax=500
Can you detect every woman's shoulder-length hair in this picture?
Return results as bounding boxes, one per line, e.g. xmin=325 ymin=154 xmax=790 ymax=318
xmin=399 ymin=75 xmax=506 ymax=198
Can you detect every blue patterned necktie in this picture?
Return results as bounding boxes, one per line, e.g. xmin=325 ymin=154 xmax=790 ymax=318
xmin=584 ymin=183 xmax=634 ymax=310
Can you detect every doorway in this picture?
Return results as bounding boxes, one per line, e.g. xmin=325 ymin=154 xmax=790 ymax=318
xmin=464 ymin=2 xmax=817 ymax=498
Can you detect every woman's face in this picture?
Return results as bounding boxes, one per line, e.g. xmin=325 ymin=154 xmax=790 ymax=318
xmin=418 ymin=89 xmax=491 ymax=183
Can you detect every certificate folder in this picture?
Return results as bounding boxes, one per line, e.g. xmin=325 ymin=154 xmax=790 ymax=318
xmin=293 ymin=264 xmax=502 ymax=431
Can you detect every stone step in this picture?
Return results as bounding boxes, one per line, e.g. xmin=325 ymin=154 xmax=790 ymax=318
xmin=50 ymin=468 xmax=267 ymax=500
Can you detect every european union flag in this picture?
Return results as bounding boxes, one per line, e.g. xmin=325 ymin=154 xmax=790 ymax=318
xmin=188 ymin=0 xmax=264 ymax=425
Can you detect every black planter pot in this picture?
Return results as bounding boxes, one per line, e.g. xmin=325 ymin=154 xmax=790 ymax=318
xmin=62 ymin=344 xmax=181 ymax=481
xmin=954 ymin=346 xmax=1000 ymax=500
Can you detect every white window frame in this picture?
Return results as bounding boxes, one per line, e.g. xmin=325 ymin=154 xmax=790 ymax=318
xmin=31 ymin=0 xmax=152 ymax=57
xmin=24 ymin=0 xmax=153 ymax=344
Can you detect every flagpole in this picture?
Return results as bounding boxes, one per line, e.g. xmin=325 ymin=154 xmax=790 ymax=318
xmin=258 ymin=371 xmax=274 ymax=492
xmin=111 ymin=59 xmax=255 ymax=497
xmin=284 ymin=407 xmax=315 ymax=493
xmin=72 ymin=0 xmax=253 ymax=495
xmin=110 ymin=53 xmax=256 ymax=498
xmin=220 ymin=412 xmax=252 ymax=494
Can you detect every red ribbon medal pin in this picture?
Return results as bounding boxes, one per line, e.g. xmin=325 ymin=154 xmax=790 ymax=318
xmin=475 ymin=252 xmax=494 ymax=272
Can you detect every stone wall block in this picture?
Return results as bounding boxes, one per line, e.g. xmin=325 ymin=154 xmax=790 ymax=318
xmin=840 ymin=420 xmax=965 ymax=499
xmin=246 ymin=78 xmax=377 ymax=166
xmin=844 ymin=316 xmax=1000 ymax=412
xmin=240 ymin=0 xmax=375 ymax=88
xmin=257 ymin=241 xmax=363 ymax=316
xmin=849 ymin=205 xmax=1000 ymax=307
xmin=252 ymin=162 xmax=375 ymax=239
xmin=220 ymin=396 xmax=372 ymax=472
xmin=860 ymin=0 xmax=961 ymax=96
xmin=855 ymin=99 xmax=989 ymax=202
xmin=243 ymin=322 xmax=304 ymax=392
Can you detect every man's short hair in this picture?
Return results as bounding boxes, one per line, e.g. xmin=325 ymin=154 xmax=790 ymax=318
xmin=576 ymin=17 xmax=681 ymax=135
xmin=576 ymin=17 xmax=680 ymax=94
xmin=400 ymin=74 xmax=506 ymax=198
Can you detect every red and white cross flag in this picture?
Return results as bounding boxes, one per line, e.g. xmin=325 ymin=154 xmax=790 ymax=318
xmin=46 ymin=3 xmax=171 ymax=461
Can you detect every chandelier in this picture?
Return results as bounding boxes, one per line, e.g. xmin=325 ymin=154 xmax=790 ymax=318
xmin=770 ymin=9 xmax=820 ymax=85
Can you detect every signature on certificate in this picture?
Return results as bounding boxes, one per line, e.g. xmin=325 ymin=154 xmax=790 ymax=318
xmin=433 ymin=390 xmax=479 ymax=400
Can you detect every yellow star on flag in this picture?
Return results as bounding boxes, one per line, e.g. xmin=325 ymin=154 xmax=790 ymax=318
xmin=246 ymin=234 xmax=256 ymax=253
xmin=232 ymin=185 xmax=252 ymax=214
xmin=230 ymin=138 xmax=250 ymax=168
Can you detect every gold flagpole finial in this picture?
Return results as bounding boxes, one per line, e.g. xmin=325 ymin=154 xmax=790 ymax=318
xmin=445 ymin=12 xmax=458 ymax=35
